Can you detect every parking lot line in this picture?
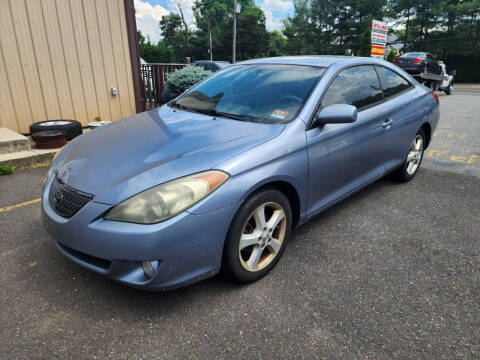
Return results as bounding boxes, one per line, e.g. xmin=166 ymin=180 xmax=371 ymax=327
xmin=0 ymin=198 xmax=41 ymax=213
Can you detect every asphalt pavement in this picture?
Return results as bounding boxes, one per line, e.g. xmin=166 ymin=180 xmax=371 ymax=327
xmin=1 ymin=90 xmax=480 ymax=359
xmin=423 ymin=85 xmax=480 ymax=177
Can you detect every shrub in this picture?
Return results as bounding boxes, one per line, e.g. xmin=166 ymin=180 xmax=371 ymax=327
xmin=166 ymin=66 xmax=212 ymax=97
xmin=0 ymin=164 xmax=14 ymax=175
xmin=386 ymin=48 xmax=398 ymax=62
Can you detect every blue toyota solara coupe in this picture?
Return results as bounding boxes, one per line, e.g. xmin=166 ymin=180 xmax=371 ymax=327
xmin=42 ymin=56 xmax=439 ymax=290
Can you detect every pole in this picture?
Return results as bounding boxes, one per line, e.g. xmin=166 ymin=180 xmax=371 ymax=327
xmin=232 ymin=0 xmax=237 ymax=63
xmin=208 ymin=19 xmax=213 ymax=61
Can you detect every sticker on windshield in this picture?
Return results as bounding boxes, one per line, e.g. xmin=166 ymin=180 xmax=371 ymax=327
xmin=270 ymin=109 xmax=288 ymax=119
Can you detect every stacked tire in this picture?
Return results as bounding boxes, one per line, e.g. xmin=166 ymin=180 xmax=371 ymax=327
xmin=29 ymin=120 xmax=82 ymax=140
xmin=29 ymin=120 xmax=82 ymax=149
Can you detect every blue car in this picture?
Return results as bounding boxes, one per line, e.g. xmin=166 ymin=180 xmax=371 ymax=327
xmin=42 ymin=56 xmax=439 ymax=290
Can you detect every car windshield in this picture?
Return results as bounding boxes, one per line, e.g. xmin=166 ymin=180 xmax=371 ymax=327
xmin=170 ymin=64 xmax=326 ymax=124
xmin=401 ymin=53 xmax=426 ymax=58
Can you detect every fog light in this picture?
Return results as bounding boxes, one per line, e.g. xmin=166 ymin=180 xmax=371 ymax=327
xmin=142 ymin=261 xmax=155 ymax=278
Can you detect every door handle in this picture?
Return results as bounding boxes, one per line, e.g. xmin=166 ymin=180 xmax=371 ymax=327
xmin=382 ymin=118 xmax=394 ymax=128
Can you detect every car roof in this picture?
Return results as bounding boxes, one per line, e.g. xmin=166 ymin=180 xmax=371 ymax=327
xmin=193 ymin=60 xmax=230 ymax=64
xmin=238 ymin=55 xmax=379 ymax=68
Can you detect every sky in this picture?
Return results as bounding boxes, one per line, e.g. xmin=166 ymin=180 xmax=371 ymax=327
xmin=134 ymin=0 xmax=294 ymax=43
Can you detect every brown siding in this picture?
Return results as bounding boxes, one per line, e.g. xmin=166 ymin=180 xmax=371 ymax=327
xmin=0 ymin=0 xmax=136 ymax=133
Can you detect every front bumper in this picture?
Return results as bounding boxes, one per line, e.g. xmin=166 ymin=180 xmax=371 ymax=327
xmin=42 ymin=175 xmax=239 ymax=291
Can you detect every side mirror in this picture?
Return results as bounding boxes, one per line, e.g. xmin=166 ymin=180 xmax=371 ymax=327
xmin=314 ymin=104 xmax=357 ymax=127
xmin=451 ymin=70 xmax=456 ymax=77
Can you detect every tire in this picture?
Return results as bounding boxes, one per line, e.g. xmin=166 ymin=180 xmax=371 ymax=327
xmin=392 ymin=128 xmax=426 ymax=182
xmin=222 ymin=188 xmax=292 ymax=283
xmin=29 ymin=120 xmax=82 ymax=140
xmin=31 ymin=130 xmax=67 ymax=149
xmin=445 ymin=83 xmax=453 ymax=95
xmin=428 ymin=81 xmax=438 ymax=91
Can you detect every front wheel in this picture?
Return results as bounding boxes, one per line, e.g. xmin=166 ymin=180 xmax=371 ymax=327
xmin=223 ymin=188 xmax=292 ymax=283
xmin=392 ymin=129 xmax=425 ymax=182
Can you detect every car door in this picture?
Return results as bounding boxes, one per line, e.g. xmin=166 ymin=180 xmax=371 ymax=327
xmin=306 ymin=65 xmax=390 ymax=215
xmin=374 ymin=65 xmax=420 ymax=169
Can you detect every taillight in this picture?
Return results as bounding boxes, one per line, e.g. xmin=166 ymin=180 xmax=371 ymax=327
xmin=393 ymin=58 xmax=399 ymax=63
xmin=412 ymin=58 xmax=423 ymax=63
xmin=432 ymin=92 xmax=439 ymax=103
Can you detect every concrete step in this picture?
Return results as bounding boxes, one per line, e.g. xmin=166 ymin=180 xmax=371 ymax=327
xmin=0 ymin=148 xmax=59 ymax=169
xmin=0 ymin=128 xmax=31 ymax=154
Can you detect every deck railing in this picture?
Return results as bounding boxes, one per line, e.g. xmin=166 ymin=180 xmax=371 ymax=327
xmin=140 ymin=63 xmax=187 ymax=110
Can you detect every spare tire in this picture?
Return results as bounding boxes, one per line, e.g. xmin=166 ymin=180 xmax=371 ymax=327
xmin=30 ymin=120 xmax=82 ymax=140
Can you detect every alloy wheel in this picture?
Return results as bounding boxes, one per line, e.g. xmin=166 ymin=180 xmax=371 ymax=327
xmin=239 ymin=202 xmax=286 ymax=272
xmin=406 ymin=134 xmax=424 ymax=175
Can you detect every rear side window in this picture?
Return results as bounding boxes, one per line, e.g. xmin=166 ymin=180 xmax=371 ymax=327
xmin=375 ymin=66 xmax=412 ymax=99
xmin=321 ymin=65 xmax=383 ymax=109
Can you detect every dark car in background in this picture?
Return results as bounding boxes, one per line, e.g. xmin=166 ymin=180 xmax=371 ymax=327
xmin=193 ymin=60 xmax=231 ymax=72
xmin=393 ymin=52 xmax=442 ymax=75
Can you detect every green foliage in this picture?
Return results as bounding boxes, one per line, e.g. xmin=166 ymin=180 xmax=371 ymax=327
xmin=214 ymin=7 xmax=269 ymax=61
xmin=187 ymin=0 xmax=268 ymax=61
xmin=0 ymin=164 xmax=14 ymax=175
xmin=159 ymin=14 xmax=191 ymax=62
xmin=165 ymin=66 xmax=212 ymax=95
xmin=268 ymin=31 xmax=287 ymax=57
xmin=283 ymin=0 xmax=386 ymax=55
xmin=359 ymin=27 xmax=372 ymax=57
xmin=386 ymin=48 xmax=398 ymax=62
xmin=138 ymin=31 xmax=174 ymax=63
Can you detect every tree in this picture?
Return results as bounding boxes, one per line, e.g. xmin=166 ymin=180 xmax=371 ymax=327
xmin=282 ymin=0 xmax=386 ymax=55
xmin=268 ymin=30 xmax=287 ymax=56
xmin=159 ymin=14 xmax=192 ymax=61
xmin=137 ymin=31 xmax=174 ymax=63
xmin=359 ymin=27 xmax=372 ymax=56
xmin=386 ymin=47 xmax=397 ymax=62
xmin=191 ymin=0 xmax=267 ymax=61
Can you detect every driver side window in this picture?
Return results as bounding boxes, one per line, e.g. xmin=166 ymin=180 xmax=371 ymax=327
xmin=321 ymin=65 xmax=383 ymax=110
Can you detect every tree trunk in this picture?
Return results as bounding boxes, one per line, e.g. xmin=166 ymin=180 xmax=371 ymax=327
xmin=177 ymin=4 xmax=190 ymax=45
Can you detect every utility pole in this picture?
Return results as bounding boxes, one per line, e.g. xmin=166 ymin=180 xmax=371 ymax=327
xmin=232 ymin=1 xmax=240 ymax=63
xmin=208 ymin=19 xmax=213 ymax=61
xmin=232 ymin=0 xmax=237 ymax=63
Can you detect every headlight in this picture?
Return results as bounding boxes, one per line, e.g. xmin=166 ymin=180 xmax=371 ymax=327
xmin=104 ymin=170 xmax=229 ymax=224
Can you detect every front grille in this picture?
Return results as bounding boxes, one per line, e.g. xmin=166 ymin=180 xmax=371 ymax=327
xmin=49 ymin=176 xmax=93 ymax=218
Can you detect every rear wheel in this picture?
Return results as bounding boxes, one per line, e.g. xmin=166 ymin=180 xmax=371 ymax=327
xmin=392 ymin=129 xmax=425 ymax=182
xmin=445 ymin=83 xmax=453 ymax=95
xmin=223 ymin=188 xmax=292 ymax=283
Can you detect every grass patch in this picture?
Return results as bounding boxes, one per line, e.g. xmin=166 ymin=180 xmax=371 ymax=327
xmin=0 ymin=164 xmax=14 ymax=175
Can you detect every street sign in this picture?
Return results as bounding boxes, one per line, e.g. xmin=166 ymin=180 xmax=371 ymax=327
xmin=371 ymin=19 xmax=388 ymax=59
xmin=371 ymin=44 xmax=386 ymax=59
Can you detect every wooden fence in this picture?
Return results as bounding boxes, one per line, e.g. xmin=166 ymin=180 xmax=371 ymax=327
xmin=140 ymin=63 xmax=186 ymax=110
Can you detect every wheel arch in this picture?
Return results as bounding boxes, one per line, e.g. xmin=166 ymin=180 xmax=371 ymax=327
xmin=421 ymin=122 xmax=432 ymax=148
xmin=244 ymin=180 xmax=302 ymax=229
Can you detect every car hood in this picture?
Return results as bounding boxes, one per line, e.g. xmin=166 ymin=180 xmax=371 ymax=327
xmin=55 ymin=107 xmax=284 ymax=204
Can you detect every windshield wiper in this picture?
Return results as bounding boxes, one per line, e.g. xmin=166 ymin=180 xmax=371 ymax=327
xmin=170 ymin=103 xmax=251 ymax=121
xmin=208 ymin=110 xmax=251 ymax=121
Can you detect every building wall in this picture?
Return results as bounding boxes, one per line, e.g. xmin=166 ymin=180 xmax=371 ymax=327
xmin=0 ymin=0 xmax=136 ymax=134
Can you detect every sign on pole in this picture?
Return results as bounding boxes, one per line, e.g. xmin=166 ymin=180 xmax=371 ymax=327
xmin=371 ymin=19 xmax=388 ymax=59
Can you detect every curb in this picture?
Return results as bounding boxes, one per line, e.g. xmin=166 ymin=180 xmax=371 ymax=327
xmin=0 ymin=150 xmax=57 ymax=170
